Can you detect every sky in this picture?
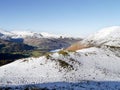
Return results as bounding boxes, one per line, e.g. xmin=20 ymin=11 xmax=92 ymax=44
xmin=0 ymin=0 xmax=120 ymax=37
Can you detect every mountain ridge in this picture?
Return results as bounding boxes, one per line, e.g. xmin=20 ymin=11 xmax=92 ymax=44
xmin=0 ymin=29 xmax=77 ymax=39
xmin=67 ymin=26 xmax=120 ymax=51
xmin=1 ymin=26 xmax=120 ymax=89
xmin=83 ymin=26 xmax=120 ymax=47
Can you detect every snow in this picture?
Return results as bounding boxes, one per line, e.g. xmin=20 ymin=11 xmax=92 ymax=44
xmin=11 ymin=31 xmax=36 ymax=36
xmin=0 ymin=47 xmax=120 ymax=89
xmin=0 ymin=29 xmax=14 ymax=36
xmin=83 ymin=26 xmax=120 ymax=47
xmin=90 ymin=26 xmax=120 ymax=40
xmin=41 ymin=32 xmax=60 ymax=38
xmin=0 ymin=29 xmax=79 ymax=40
xmin=1 ymin=26 xmax=120 ymax=89
xmin=11 ymin=31 xmax=43 ymax=38
xmin=0 ymin=29 xmax=71 ymax=39
xmin=87 ymin=26 xmax=120 ymax=40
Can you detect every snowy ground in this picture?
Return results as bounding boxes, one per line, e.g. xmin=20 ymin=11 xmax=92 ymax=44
xmin=0 ymin=47 xmax=120 ymax=89
xmin=1 ymin=26 xmax=120 ymax=89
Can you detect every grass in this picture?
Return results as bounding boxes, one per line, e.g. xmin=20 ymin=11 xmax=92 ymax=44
xmin=67 ymin=50 xmax=76 ymax=52
xmin=45 ymin=53 xmax=52 ymax=59
xmin=66 ymin=42 xmax=90 ymax=51
xmin=58 ymin=59 xmax=73 ymax=70
xmin=31 ymin=51 xmax=43 ymax=57
xmin=58 ymin=50 xmax=69 ymax=56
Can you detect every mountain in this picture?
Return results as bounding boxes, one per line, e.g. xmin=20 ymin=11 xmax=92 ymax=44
xmin=83 ymin=26 xmax=120 ymax=47
xmin=11 ymin=31 xmax=43 ymax=38
xmin=0 ymin=29 xmax=82 ymax=51
xmin=67 ymin=26 xmax=120 ymax=51
xmin=1 ymin=26 xmax=120 ymax=89
xmin=0 ymin=29 xmax=81 ymax=66
xmin=0 ymin=39 xmax=34 ymax=53
xmin=0 ymin=39 xmax=35 ymax=66
xmin=0 ymin=29 xmax=14 ymax=36
xmin=0 ymin=47 xmax=120 ymax=89
xmin=0 ymin=29 xmax=73 ymax=39
xmin=24 ymin=37 xmax=81 ymax=51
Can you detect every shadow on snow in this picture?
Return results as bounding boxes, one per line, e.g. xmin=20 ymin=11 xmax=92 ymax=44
xmin=1 ymin=80 xmax=120 ymax=90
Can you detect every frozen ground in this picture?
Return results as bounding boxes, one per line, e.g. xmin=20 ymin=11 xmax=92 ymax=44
xmin=1 ymin=26 xmax=120 ymax=89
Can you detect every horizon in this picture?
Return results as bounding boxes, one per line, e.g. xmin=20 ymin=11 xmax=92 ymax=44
xmin=0 ymin=0 xmax=120 ymax=37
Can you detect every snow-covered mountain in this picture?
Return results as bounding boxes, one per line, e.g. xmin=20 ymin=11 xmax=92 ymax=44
xmin=11 ymin=31 xmax=43 ymax=38
xmin=83 ymin=26 xmax=120 ymax=47
xmin=0 ymin=29 xmax=81 ymax=52
xmin=1 ymin=26 xmax=120 ymax=89
xmin=0 ymin=47 xmax=120 ymax=89
xmin=0 ymin=29 xmax=14 ymax=40
xmin=67 ymin=26 xmax=120 ymax=51
xmin=0 ymin=29 xmax=14 ymax=36
xmin=0 ymin=29 xmax=70 ymax=39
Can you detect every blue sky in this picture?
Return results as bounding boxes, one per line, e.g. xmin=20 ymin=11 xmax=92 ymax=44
xmin=0 ymin=0 xmax=120 ymax=36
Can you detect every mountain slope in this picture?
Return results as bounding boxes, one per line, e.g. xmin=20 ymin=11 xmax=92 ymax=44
xmin=24 ymin=37 xmax=81 ymax=51
xmin=11 ymin=31 xmax=43 ymax=38
xmin=83 ymin=26 xmax=120 ymax=47
xmin=0 ymin=39 xmax=35 ymax=66
xmin=1 ymin=26 xmax=120 ymax=89
xmin=67 ymin=26 xmax=120 ymax=51
xmin=0 ymin=29 xmax=82 ymax=51
xmin=0 ymin=29 xmax=14 ymax=36
xmin=0 ymin=47 xmax=120 ymax=89
xmin=0 ymin=29 xmax=72 ymax=39
xmin=0 ymin=39 xmax=34 ymax=53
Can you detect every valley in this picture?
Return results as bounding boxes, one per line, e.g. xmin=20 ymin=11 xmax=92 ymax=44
xmin=0 ymin=29 xmax=81 ymax=66
xmin=0 ymin=26 xmax=120 ymax=89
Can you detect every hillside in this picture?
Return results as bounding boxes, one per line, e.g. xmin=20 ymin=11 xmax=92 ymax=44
xmin=66 ymin=41 xmax=90 ymax=51
xmin=0 ymin=39 xmax=35 ymax=66
xmin=0 ymin=29 xmax=76 ymax=39
xmin=83 ymin=26 xmax=120 ymax=47
xmin=24 ymin=37 xmax=81 ymax=51
xmin=1 ymin=26 xmax=120 ymax=89
xmin=0 ymin=47 xmax=120 ymax=89
xmin=67 ymin=26 xmax=120 ymax=51
xmin=0 ymin=29 xmax=82 ymax=51
xmin=0 ymin=39 xmax=34 ymax=53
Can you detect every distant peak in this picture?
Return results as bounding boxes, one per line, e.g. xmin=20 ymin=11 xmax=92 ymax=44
xmin=83 ymin=26 xmax=120 ymax=47
xmin=87 ymin=26 xmax=120 ymax=39
xmin=98 ymin=26 xmax=120 ymax=34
